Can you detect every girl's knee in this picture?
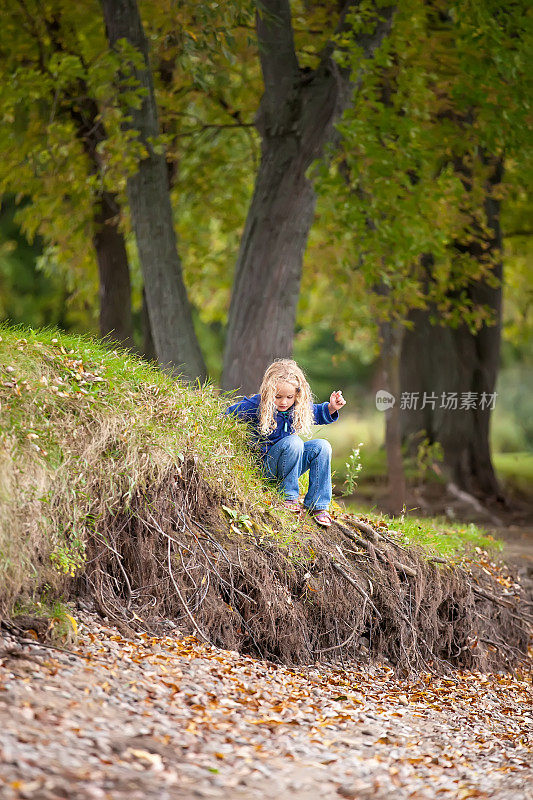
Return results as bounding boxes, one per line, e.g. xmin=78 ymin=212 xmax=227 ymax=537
xmin=281 ymin=434 xmax=304 ymax=454
xmin=313 ymin=438 xmax=332 ymax=456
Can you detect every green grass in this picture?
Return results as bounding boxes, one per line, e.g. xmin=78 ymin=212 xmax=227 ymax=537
xmin=382 ymin=513 xmax=502 ymax=560
xmin=493 ymin=452 xmax=533 ymax=495
xmin=340 ymin=501 xmax=502 ymax=560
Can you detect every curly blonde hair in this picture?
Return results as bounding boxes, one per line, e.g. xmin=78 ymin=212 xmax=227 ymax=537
xmin=258 ymin=359 xmax=314 ymax=436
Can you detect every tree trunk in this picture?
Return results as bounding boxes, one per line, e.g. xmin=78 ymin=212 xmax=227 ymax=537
xmin=400 ymin=159 xmax=504 ymax=500
xmin=221 ymin=0 xmax=395 ymax=393
xmin=220 ymin=107 xmax=323 ymax=393
xmin=100 ymin=0 xmax=206 ymax=382
xmin=141 ymin=287 xmax=156 ymax=361
xmin=379 ymin=321 xmax=406 ymax=515
xmin=93 ymin=191 xmax=134 ymax=347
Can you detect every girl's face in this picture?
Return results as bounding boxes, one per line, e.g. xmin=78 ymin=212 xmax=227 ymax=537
xmin=274 ymin=380 xmax=297 ymax=412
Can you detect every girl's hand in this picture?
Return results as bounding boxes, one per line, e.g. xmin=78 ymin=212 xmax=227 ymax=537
xmin=328 ymin=390 xmax=346 ymax=414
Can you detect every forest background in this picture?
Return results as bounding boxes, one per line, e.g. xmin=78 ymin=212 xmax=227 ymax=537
xmin=0 ymin=0 xmax=531 ymax=515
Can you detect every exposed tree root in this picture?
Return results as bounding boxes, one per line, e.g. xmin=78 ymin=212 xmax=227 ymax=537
xmin=80 ymin=462 xmax=531 ymax=674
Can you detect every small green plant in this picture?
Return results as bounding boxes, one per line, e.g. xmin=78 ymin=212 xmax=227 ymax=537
xmin=221 ymin=504 xmax=254 ymax=535
xmin=50 ymin=529 xmax=86 ymax=577
xmin=343 ymin=442 xmax=364 ymax=495
xmin=14 ymin=595 xmax=78 ymax=645
xmin=415 ymin=435 xmax=444 ymax=483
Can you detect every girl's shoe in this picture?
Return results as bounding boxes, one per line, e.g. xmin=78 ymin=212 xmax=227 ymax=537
xmin=309 ymin=509 xmax=333 ymax=527
xmin=284 ymin=499 xmax=301 ymax=514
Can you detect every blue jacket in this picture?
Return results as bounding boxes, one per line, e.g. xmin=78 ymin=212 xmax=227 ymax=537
xmin=225 ymin=393 xmax=338 ymax=455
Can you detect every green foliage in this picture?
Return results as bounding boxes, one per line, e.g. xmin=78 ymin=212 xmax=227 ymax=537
xmin=0 ymin=0 xmax=258 ymax=349
xmin=310 ymin=0 xmax=532 ymax=343
xmin=0 ymin=196 xmax=79 ymax=329
xmin=0 ymin=1 xmax=130 ymax=319
xmin=0 ymin=0 xmax=530 ymax=411
xmin=343 ymin=442 xmax=364 ymax=496
xmin=413 ymin=435 xmax=444 ymax=484
xmin=293 ymin=326 xmax=375 ymax=403
xmin=221 ymin=504 xmax=254 ymax=535
xmin=50 ymin=529 xmax=86 ymax=577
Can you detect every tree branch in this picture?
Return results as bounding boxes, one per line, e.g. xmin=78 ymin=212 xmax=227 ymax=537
xmin=256 ymin=0 xmax=300 ymax=106
xmin=173 ymin=121 xmax=256 ymax=139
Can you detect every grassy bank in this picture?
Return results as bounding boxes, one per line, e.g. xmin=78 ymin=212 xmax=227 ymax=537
xmin=0 ymin=324 xmax=301 ymax=614
xmin=1 ymin=325 xmax=528 ymax=672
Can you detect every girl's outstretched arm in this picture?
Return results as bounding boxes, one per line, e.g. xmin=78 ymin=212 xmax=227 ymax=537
xmin=313 ymin=392 xmax=344 ymax=425
xmin=328 ymin=390 xmax=346 ymax=415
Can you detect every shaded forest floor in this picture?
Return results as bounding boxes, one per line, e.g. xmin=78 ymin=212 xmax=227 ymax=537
xmin=0 ymin=609 xmax=531 ymax=800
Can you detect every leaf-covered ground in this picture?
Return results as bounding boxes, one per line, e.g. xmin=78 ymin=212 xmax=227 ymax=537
xmin=0 ymin=610 xmax=530 ymax=800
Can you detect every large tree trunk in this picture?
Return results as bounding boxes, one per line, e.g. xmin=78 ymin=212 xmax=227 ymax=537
xmin=380 ymin=320 xmax=406 ymax=515
xmin=400 ymin=159 xmax=504 ymax=499
xmin=221 ymin=0 xmax=395 ymax=393
xmin=100 ymin=0 xmax=206 ymax=382
xmin=93 ymin=191 xmax=134 ymax=347
xmin=221 ymin=82 xmax=330 ymax=393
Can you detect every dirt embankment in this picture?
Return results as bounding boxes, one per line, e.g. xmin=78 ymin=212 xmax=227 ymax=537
xmin=3 ymin=329 xmax=530 ymax=676
xmin=73 ymin=459 xmax=532 ymax=674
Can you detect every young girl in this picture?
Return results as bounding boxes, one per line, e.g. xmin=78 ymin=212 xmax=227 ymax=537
xmin=226 ymin=359 xmax=346 ymax=527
